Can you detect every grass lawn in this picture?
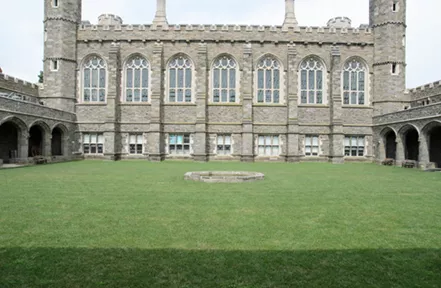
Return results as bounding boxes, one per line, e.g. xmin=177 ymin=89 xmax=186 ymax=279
xmin=0 ymin=161 xmax=440 ymax=287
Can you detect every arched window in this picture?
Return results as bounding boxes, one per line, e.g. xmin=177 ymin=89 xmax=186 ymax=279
xmin=82 ymin=56 xmax=106 ymax=103
xmin=212 ymin=56 xmax=237 ymax=103
xmin=342 ymin=59 xmax=367 ymax=105
xmin=168 ymin=55 xmax=193 ymax=103
xmin=124 ymin=56 xmax=149 ymax=102
xmin=256 ymin=56 xmax=281 ymax=104
xmin=300 ymin=57 xmax=325 ymax=104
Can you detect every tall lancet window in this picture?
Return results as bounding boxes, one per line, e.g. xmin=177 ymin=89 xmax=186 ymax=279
xmin=212 ymin=56 xmax=238 ymax=103
xmin=82 ymin=56 xmax=107 ymax=103
xmin=168 ymin=55 xmax=193 ymax=103
xmin=125 ymin=56 xmax=149 ymax=102
xmin=300 ymin=57 xmax=325 ymax=104
xmin=256 ymin=56 xmax=281 ymax=104
xmin=342 ymin=59 xmax=367 ymax=105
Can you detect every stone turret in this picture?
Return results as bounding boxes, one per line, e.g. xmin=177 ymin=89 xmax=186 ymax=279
xmin=43 ymin=0 xmax=82 ymax=112
xmin=327 ymin=17 xmax=352 ymax=28
xmin=98 ymin=14 xmax=123 ymax=26
xmin=370 ymin=0 xmax=408 ymax=115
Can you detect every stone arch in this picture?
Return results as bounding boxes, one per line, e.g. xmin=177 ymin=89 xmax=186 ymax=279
xmin=121 ymin=53 xmax=151 ymax=103
xmin=399 ymin=124 xmax=420 ymax=161
xmin=121 ymin=52 xmax=151 ymax=68
xmin=380 ymin=127 xmax=397 ymax=160
xmin=79 ymin=54 xmax=108 ymax=103
xmin=298 ymin=55 xmax=328 ymax=105
xmin=209 ymin=53 xmax=241 ymax=103
xmin=51 ymin=123 xmax=68 ymax=157
xmin=165 ymin=53 xmax=196 ymax=103
xmin=256 ymin=53 xmax=284 ymax=71
xmin=0 ymin=116 xmax=27 ymax=163
xmin=341 ymin=56 xmax=370 ymax=72
xmin=28 ymin=120 xmax=51 ymax=157
xmin=422 ymin=121 xmax=441 ymax=168
xmin=297 ymin=54 xmax=328 ymax=72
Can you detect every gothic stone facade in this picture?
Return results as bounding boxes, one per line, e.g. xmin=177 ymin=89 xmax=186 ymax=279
xmin=1 ymin=0 xmax=441 ymax=168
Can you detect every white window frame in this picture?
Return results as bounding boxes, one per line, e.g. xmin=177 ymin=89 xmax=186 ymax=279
xmin=123 ymin=56 xmax=151 ymax=103
xmin=211 ymin=56 xmax=239 ymax=103
xmin=299 ymin=57 xmax=327 ymax=105
xmin=344 ymin=136 xmax=365 ymax=157
xmin=81 ymin=55 xmax=107 ymax=103
xmin=255 ymin=56 xmax=283 ymax=104
xmin=216 ymin=134 xmax=232 ymax=155
xmin=50 ymin=60 xmax=59 ymax=72
xmin=305 ymin=135 xmax=320 ymax=156
xmin=342 ymin=58 xmax=368 ymax=106
xmin=166 ymin=55 xmax=194 ymax=103
xmin=129 ymin=134 xmax=143 ymax=155
xmin=83 ymin=133 xmax=104 ymax=155
xmin=168 ymin=134 xmax=191 ymax=155
xmin=257 ymin=135 xmax=280 ymax=156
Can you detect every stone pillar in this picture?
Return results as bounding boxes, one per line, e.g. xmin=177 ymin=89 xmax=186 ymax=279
xmin=287 ymin=44 xmax=300 ymax=162
xmin=19 ymin=132 xmax=29 ymax=163
xmin=329 ymin=46 xmax=344 ymax=164
xmin=44 ymin=132 xmax=52 ymax=157
xmin=149 ymin=42 xmax=164 ymax=162
xmin=418 ymin=134 xmax=430 ymax=169
xmin=152 ymin=0 xmax=168 ymax=28
xmin=395 ymin=136 xmax=405 ymax=166
xmin=241 ymin=43 xmax=254 ymax=162
xmin=193 ymin=43 xmax=208 ymax=161
xmin=377 ymin=135 xmax=386 ymax=162
xmin=103 ymin=42 xmax=121 ymax=160
xmin=283 ymin=0 xmax=298 ymax=29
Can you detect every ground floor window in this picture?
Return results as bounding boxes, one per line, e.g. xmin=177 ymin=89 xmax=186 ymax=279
xmin=129 ymin=134 xmax=143 ymax=154
xmin=169 ymin=134 xmax=190 ymax=155
xmin=258 ymin=135 xmax=280 ymax=156
xmin=305 ymin=135 xmax=319 ymax=156
xmin=83 ymin=133 xmax=104 ymax=154
xmin=217 ymin=135 xmax=232 ymax=155
xmin=344 ymin=136 xmax=365 ymax=157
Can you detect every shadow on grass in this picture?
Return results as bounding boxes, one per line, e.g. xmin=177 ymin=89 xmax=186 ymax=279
xmin=0 ymin=247 xmax=440 ymax=287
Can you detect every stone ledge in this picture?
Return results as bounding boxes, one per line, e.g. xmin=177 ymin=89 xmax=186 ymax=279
xmin=184 ymin=171 xmax=264 ymax=183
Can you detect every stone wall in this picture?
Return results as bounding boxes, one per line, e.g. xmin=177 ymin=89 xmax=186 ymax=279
xmin=0 ymin=73 xmax=39 ymax=97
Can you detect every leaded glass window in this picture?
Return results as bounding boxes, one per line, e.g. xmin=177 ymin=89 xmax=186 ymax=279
xmin=168 ymin=55 xmax=193 ymax=103
xmin=169 ymin=134 xmax=191 ymax=155
xmin=257 ymin=135 xmax=280 ymax=156
xmin=344 ymin=136 xmax=365 ymax=157
xmin=129 ymin=134 xmax=143 ymax=154
xmin=212 ymin=56 xmax=237 ymax=103
xmin=300 ymin=57 xmax=325 ymax=104
xmin=305 ymin=135 xmax=319 ymax=156
xmin=217 ymin=134 xmax=232 ymax=155
xmin=125 ymin=56 xmax=149 ymax=102
xmin=256 ymin=56 xmax=281 ymax=104
xmin=83 ymin=133 xmax=104 ymax=154
xmin=83 ymin=56 xmax=106 ymax=103
xmin=342 ymin=59 xmax=367 ymax=105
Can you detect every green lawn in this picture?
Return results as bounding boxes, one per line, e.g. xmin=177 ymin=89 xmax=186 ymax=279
xmin=0 ymin=161 xmax=440 ymax=287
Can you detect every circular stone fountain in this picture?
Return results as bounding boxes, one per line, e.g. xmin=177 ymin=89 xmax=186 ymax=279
xmin=184 ymin=171 xmax=265 ymax=183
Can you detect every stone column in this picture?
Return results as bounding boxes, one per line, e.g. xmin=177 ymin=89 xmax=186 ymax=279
xmin=18 ymin=132 xmax=29 ymax=163
xmin=287 ymin=44 xmax=300 ymax=162
xmin=418 ymin=134 xmax=430 ymax=169
xmin=104 ymin=42 xmax=121 ymax=160
xmin=149 ymin=42 xmax=164 ymax=161
xmin=329 ymin=46 xmax=344 ymax=164
xmin=241 ymin=43 xmax=254 ymax=162
xmin=44 ymin=132 xmax=52 ymax=157
xmin=193 ymin=43 xmax=208 ymax=161
xmin=377 ymin=135 xmax=386 ymax=162
xmin=395 ymin=136 xmax=405 ymax=166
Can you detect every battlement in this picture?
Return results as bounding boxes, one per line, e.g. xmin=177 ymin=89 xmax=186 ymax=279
xmin=77 ymin=24 xmax=373 ymax=44
xmin=0 ymin=73 xmax=39 ymax=97
xmin=327 ymin=17 xmax=352 ymax=28
xmin=405 ymin=80 xmax=441 ymax=107
xmin=98 ymin=14 xmax=123 ymax=26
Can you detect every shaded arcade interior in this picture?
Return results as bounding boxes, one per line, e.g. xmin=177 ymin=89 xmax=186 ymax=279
xmin=0 ymin=121 xmax=20 ymax=163
xmin=428 ymin=126 xmax=441 ymax=168
xmin=403 ymin=128 xmax=419 ymax=162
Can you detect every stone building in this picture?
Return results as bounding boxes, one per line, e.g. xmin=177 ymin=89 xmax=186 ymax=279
xmin=0 ymin=0 xmax=440 ymax=168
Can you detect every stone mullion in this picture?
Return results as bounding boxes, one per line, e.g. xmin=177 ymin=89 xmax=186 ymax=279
xmin=287 ymin=44 xmax=300 ymax=162
xmin=330 ymin=46 xmax=344 ymax=164
xmin=193 ymin=43 xmax=208 ymax=161
xmin=241 ymin=44 xmax=254 ymax=162
xmin=104 ymin=42 xmax=121 ymax=160
xmin=148 ymin=42 xmax=164 ymax=161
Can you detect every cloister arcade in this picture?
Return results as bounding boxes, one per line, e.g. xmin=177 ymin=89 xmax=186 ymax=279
xmin=377 ymin=120 xmax=441 ymax=168
xmin=0 ymin=116 xmax=70 ymax=164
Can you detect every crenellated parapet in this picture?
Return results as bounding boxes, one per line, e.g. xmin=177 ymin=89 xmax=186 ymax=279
xmin=405 ymin=80 xmax=441 ymax=107
xmin=0 ymin=73 xmax=39 ymax=97
xmin=77 ymin=24 xmax=373 ymax=45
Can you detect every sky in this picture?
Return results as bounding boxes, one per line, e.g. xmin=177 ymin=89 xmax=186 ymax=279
xmin=0 ymin=0 xmax=440 ymax=88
